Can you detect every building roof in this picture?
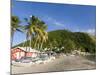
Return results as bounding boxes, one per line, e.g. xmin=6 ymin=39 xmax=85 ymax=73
xmin=12 ymin=47 xmax=40 ymax=53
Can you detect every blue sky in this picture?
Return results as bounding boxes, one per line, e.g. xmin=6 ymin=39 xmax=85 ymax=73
xmin=12 ymin=0 xmax=96 ymax=46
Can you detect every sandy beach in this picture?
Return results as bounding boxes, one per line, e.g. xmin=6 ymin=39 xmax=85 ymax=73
xmin=11 ymin=55 xmax=96 ymax=74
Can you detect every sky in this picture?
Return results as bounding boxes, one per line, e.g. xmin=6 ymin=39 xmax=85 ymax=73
xmin=12 ymin=0 xmax=96 ymax=46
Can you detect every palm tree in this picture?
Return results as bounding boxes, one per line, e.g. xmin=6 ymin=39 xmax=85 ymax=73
xmin=24 ymin=20 xmax=35 ymax=51
xmin=24 ymin=16 xmax=40 ymax=51
xmin=11 ymin=16 xmax=22 ymax=47
xmin=33 ymin=21 xmax=48 ymax=50
xmin=34 ymin=29 xmax=48 ymax=50
xmin=24 ymin=15 xmax=48 ymax=51
xmin=32 ymin=17 xmax=48 ymax=51
xmin=39 ymin=31 xmax=48 ymax=50
xmin=37 ymin=21 xmax=48 ymax=50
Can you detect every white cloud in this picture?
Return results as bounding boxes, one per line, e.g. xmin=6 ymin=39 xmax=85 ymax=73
xmin=54 ymin=21 xmax=66 ymax=27
xmin=43 ymin=16 xmax=66 ymax=28
xmin=80 ymin=29 xmax=96 ymax=36
xmin=86 ymin=29 xmax=96 ymax=35
xmin=43 ymin=16 xmax=96 ymax=35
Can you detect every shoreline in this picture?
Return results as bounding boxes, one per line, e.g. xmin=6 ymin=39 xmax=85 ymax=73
xmin=11 ymin=55 xmax=96 ymax=74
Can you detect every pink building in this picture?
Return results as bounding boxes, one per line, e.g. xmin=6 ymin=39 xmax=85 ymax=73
xmin=11 ymin=48 xmax=26 ymax=60
xmin=11 ymin=47 xmax=39 ymax=60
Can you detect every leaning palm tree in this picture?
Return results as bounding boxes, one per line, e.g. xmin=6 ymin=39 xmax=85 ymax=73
xmin=38 ymin=30 xmax=48 ymax=50
xmin=32 ymin=18 xmax=48 ymax=50
xmin=40 ymin=31 xmax=48 ymax=51
xmin=24 ymin=15 xmax=48 ymax=51
xmin=11 ymin=16 xmax=22 ymax=47
xmin=24 ymin=16 xmax=40 ymax=51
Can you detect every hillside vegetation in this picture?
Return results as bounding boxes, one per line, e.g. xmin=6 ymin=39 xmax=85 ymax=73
xmin=15 ymin=30 xmax=96 ymax=54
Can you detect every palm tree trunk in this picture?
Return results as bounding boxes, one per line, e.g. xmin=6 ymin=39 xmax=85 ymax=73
xmin=29 ymin=36 xmax=32 ymax=52
xmin=40 ymin=40 xmax=43 ymax=51
xmin=25 ymin=35 xmax=28 ymax=57
xmin=11 ymin=31 xmax=14 ymax=48
xmin=34 ymin=39 xmax=37 ymax=49
xmin=26 ymin=36 xmax=28 ymax=52
xmin=38 ymin=38 xmax=41 ymax=50
xmin=37 ymin=39 xmax=39 ymax=50
xmin=34 ymin=37 xmax=36 ymax=48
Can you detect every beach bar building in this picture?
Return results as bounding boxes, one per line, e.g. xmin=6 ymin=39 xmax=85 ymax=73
xmin=11 ymin=47 xmax=40 ymax=60
xmin=11 ymin=48 xmax=25 ymax=60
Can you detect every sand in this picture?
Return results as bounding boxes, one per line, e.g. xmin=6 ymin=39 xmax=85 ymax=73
xmin=11 ymin=55 xmax=96 ymax=74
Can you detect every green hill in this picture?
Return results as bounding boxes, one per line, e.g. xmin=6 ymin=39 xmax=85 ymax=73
xmin=14 ymin=30 xmax=96 ymax=54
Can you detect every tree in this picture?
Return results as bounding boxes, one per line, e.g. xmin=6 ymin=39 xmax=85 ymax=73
xmin=36 ymin=21 xmax=48 ymax=50
xmin=11 ymin=16 xmax=22 ymax=47
xmin=24 ymin=15 xmax=48 ymax=51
